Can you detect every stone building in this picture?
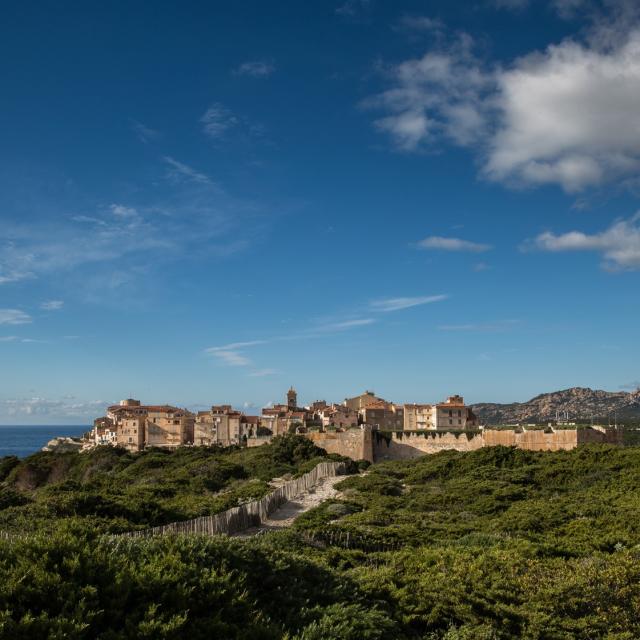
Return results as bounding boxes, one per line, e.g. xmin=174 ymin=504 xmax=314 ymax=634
xmin=145 ymin=407 xmax=194 ymax=448
xmin=403 ymin=404 xmax=434 ymax=430
xmin=343 ymin=390 xmax=387 ymax=412
xmin=101 ymin=400 xmax=194 ymax=452
xmin=117 ymin=416 xmax=145 ymax=452
xmin=196 ymin=405 xmax=244 ymax=446
xmin=403 ymin=395 xmax=477 ymax=430
xmin=433 ymin=395 xmax=468 ymax=429
xmin=93 ymin=417 xmax=117 ymax=445
xmin=317 ymin=404 xmax=359 ymax=429
xmin=360 ymin=401 xmax=404 ymax=430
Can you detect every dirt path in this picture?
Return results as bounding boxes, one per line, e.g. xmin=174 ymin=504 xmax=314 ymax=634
xmin=236 ymin=474 xmax=345 ymax=536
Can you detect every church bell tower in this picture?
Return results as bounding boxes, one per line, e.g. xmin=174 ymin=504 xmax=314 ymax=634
xmin=287 ymin=386 xmax=297 ymax=410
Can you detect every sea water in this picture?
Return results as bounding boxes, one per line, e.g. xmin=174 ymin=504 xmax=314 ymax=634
xmin=0 ymin=425 xmax=89 ymax=458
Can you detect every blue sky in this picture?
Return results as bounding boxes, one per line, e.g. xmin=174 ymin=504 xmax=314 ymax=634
xmin=1 ymin=0 xmax=640 ymax=424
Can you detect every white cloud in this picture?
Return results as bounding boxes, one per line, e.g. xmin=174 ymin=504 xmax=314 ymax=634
xmin=110 ymin=204 xmax=139 ymax=219
xmin=486 ymin=31 xmax=640 ymax=191
xmin=0 ymin=309 xmax=32 ymax=325
xmin=0 ymin=158 xmax=261 ymax=299
xmin=336 ymin=0 xmax=371 ymax=17
xmin=395 ymin=15 xmax=445 ymax=33
xmin=0 ymin=396 xmax=107 ymax=421
xmin=438 ymin=320 xmax=518 ymax=331
xmin=0 ymin=268 xmax=33 ymax=285
xmin=0 ymin=335 xmax=44 ymax=343
xmin=235 ymin=60 xmax=275 ymax=77
xmin=205 ymin=340 xmax=268 ymax=354
xmin=418 ymin=236 xmax=492 ymax=252
xmin=163 ymin=156 xmax=215 ymax=186
xmin=248 ymin=368 xmax=279 ymax=377
xmin=367 ymin=23 xmax=640 ymax=192
xmin=526 ymin=214 xmax=640 ymax=270
xmin=130 ymin=119 xmax=160 ymax=144
xmin=205 ymin=340 xmax=268 ymax=368
xmin=200 ymin=103 xmax=239 ymax=138
xmin=315 ymin=318 xmax=376 ymax=332
xmin=211 ymin=350 xmax=252 ymax=366
xmin=492 ymin=0 xmax=529 ymax=9
xmin=41 ymin=300 xmax=64 ymax=311
xmin=370 ymin=295 xmax=448 ymax=312
xmin=364 ymin=34 xmax=493 ymax=151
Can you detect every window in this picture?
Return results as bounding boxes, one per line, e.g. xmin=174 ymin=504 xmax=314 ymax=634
xmin=449 ymin=419 xmax=453 ymax=425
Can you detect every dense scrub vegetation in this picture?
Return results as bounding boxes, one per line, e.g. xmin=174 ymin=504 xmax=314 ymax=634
xmin=0 ymin=435 xmax=341 ymax=534
xmin=2 ymin=442 xmax=640 ymax=638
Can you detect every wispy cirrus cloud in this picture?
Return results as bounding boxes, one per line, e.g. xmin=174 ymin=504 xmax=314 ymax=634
xmin=370 ymin=295 xmax=448 ymax=312
xmin=418 ymin=236 xmax=492 ymax=252
xmin=525 ymin=214 xmax=640 ymax=271
xmin=205 ymin=340 xmax=268 ymax=369
xmin=41 ymin=300 xmax=64 ymax=311
xmin=211 ymin=350 xmax=253 ymax=367
xmin=234 ymin=60 xmax=275 ymax=77
xmin=438 ymin=320 xmax=518 ymax=331
xmin=0 ymin=156 xmax=264 ymax=301
xmin=0 ymin=268 xmax=33 ymax=285
xmin=0 ymin=309 xmax=32 ymax=325
xmin=204 ymin=318 xmax=376 ymax=369
xmin=205 ymin=341 xmax=268 ymax=354
xmin=248 ymin=368 xmax=279 ymax=377
xmin=313 ymin=318 xmax=376 ymax=332
xmin=200 ymin=103 xmax=239 ymax=139
xmin=163 ymin=156 xmax=216 ymax=187
xmin=130 ymin=119 xmax=160 ymax=144
xmin=336 ymin=0 xmax=372 ymax=18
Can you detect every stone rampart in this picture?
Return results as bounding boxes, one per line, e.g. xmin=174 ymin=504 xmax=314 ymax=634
xmin=247 ymin=426 xmax=621 ymax=463
xmin=307 ymin=429 xmax=374 ymax=463
xmin=374 ymin=431 xmax=484 ymax=461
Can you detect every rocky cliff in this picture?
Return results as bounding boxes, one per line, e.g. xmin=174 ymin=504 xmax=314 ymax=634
xmin=472 ymin=387 xmax=640 ymax=424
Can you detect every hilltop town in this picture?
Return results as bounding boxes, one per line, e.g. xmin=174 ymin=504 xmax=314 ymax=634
xmin=84 ymin=387 xmax=623 ymax=462
xmin=91 ymin=388 xmax=479 ymax=453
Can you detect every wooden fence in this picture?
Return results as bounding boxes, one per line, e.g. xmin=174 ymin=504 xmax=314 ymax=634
xmin=123 ymin=460 xmax=350 ymax=538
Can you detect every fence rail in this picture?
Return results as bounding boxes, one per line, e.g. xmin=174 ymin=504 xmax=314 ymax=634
xmin=122 ymin=460 xmax=350 ymax=538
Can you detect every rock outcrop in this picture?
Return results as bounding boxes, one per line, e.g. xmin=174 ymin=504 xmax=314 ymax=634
xmin=473 ymin=387 xmax=640 ymax=424
xmin=41 ymin=437 xmax=84 ymax=453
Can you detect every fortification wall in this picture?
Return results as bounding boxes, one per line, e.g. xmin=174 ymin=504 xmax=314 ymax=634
xmin=307 ymin=429 xmax=374 ymax=463
xmin=482 ymin=428 xmax=577 ymax=451
xmin=374 ymin=431 xmax=485 ymax=461
xmin=247 ymin=426 xmax=621 ymax=464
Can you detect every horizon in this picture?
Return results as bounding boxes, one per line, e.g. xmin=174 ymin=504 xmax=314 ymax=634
xmin=2 ymin=0 xmax=640 ymax=425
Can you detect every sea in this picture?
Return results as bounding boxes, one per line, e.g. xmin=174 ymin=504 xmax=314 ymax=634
xmin=0 ymin=425 xmax=90 ymax=458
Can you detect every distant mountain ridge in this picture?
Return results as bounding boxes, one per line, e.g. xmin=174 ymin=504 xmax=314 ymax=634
xmin=472 ymin=387 xmax=640 ymax=425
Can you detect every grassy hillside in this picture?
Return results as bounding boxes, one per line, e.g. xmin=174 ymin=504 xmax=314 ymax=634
xmin=2 ymin=444 xmax=640 ymax=638
xmin=0 ymin=435 xmax=347 ymax=535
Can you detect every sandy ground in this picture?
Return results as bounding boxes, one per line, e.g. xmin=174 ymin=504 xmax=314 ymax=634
xmin=236 ymin=474 xmax=345 ymax=536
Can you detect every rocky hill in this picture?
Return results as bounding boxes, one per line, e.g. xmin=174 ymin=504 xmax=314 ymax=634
xmin=472 ymin=387 xmax=640 ymax=425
